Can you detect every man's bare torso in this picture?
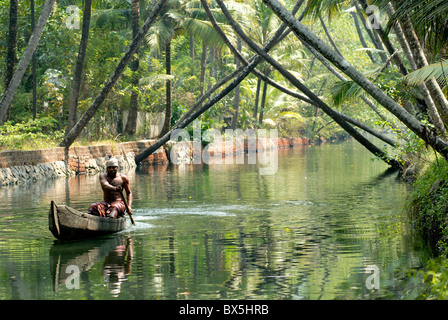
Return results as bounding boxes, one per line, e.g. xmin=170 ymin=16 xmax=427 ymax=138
xmin=101 ymin=172 xmax=125 ymax=202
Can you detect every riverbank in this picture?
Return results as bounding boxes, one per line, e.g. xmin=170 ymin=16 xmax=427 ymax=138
xmin=0 ymin=137 xmax=309 ymax=187
xmin=404 ymin=158 xmax=448 ymax=299
xmin=406 ymin=159 xmax=448 ymax=254
xmin=0 ymin=140 xmax=168 ymax=187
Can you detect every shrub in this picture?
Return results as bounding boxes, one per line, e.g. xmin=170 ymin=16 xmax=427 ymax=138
xmin=0 ymin=116 xmax=64 ymax=151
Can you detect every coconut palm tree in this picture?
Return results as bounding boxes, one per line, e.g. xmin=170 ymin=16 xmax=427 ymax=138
xmin=66 ymin=0 xmax=93 ymax=135
xmin=3 ymin=0 xmax=18 ymax=123
xmin=144 ymin=0 xmax=228 ymax=137
xmin=59 ymin=0 xmax=167 ymax=148
xmin=262 ymin=0 xmax=448 ymax=161
xmin=0 ymin=0 xmax=56 ymax=125
xmin=123 ymin=0 xmax=141 ymax=136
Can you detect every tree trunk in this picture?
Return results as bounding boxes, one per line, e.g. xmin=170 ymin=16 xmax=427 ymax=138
xmin=31 ymin=0 xmax=37 ymax=120
xmin=384 ymin=3 xmax=416 ymax=71
xmin=199 ymin=0 xmax=313 ymax=106
xmin=199 ymin=42 xmax=207 ymax=101
xmin=66 ymin=0 xmax=92 ymax=135
xmin=354 ymin=1 xmax=388 ymax=64
xmin=357 ymin=0 xmax=408 ymax=76
xmin=0 ymin=0 xmax=55 ymax=125
xmin=253 ymin=78 xmax=261 ymax=120
xmin=159 ymin=40 xmax=172 ymax=138
xmin=319 ymin=16 xmax=342 ymax=57
xmin=231 ymin=38 xmax=242 ymax=130
xmin=59 ymin=0 xmax=167 ymax=148
xmin=216 ymin=0 xmax=398 ymax=166
xmin=262 ymin=0 xmax=448 ymax=160
xmin=259 ymin=79 xmax=268 ymax=125
xmin=350 ymin=11 xmax=376 ymax=64
xmin=398 ymin=11 xmax=448 ymax=126
xmin=124 ymin=0 xmax=140 ymax=136
xmin=3 ymin=0 xmax=18 ymax=123
xmin=135 ymin=0 xmax=306 ymax=164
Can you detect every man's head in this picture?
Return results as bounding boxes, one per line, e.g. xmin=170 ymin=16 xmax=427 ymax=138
xmin=106 ymin=158 xmax=119 ymax=177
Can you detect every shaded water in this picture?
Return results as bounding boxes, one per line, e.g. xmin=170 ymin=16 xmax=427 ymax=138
xmin=0 ymin=140 xmax=429 ymax=300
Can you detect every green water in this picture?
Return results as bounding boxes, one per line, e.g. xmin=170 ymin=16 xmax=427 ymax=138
xmin=0 ymin=140 xmax=428 ymax=300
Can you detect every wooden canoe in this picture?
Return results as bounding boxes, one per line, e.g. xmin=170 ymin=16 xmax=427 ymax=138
xmin=49 ymin=201 xmax=126 ymax=241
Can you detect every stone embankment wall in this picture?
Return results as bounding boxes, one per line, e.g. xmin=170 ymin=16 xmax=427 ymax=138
xmin=166 ymin=137 xmax=310 ymax=163
xmin=0 ymin=137 xmax=309 ymax=188
xmin=0 ymin=140 xmax=168 ymax=187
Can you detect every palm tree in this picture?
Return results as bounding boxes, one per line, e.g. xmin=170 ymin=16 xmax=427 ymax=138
xmin=144 ymin=0 xmax=228 ymax=137
xmin=59 ymin=0 xmax=167 ymax=148
xmin=66 ymin=0 xmax=93 ymax=135
xmin=123 ymin=0 xmax=141 ymax=136
xmin=3 ymin=0 xmax=18 ymax=123
xmin=375 ymin=0 xmax=448 ymax=133
xmin=246 ymin=0 xmax=281 ymax=124
xmin=31 ymin=0 xmax=37 ymax=120
xmin=146 ymin=0 xmax=179 ymax=137
xmin=0 ymin=0 xmax=56 ymax=125
xmin=384 ymin=0 xmax=448 ymax=60
xmin=262 ymin=0 xmax=448 ymax=160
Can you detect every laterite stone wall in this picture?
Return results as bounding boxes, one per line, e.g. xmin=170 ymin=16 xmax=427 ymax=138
xmin=0 ymin=140 xmax=168 ymax=187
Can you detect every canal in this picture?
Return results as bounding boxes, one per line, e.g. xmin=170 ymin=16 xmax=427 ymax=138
xmin=0 ymin=140 xmax=429 ymax=299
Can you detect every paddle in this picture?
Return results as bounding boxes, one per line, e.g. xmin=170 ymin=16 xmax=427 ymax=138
xmin=120 ymin=189 xmax=135 ymax=225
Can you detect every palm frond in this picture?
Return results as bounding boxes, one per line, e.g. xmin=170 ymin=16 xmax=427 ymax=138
xmin=303 ymin=0 xmax=347 ymax=21
xmin=382 ymin=0 xmax=448 ymax=54
xmin=278 ymin=111 xmax=304 ymax=122
xmin=330 ymin=79 xmax=363 ymax=106
xmin=405 ymin=60 xmax=448 ymax=88
xmin=140 ymin=74 xmax=175 ymax=90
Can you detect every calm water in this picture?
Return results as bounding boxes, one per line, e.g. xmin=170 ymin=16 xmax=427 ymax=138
xmin=0 ymin=140 xmax=429 ymax=300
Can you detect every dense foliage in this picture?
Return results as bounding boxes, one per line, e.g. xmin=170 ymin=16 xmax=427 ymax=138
xmin=0 ymin=0 xmax=397 ymax=151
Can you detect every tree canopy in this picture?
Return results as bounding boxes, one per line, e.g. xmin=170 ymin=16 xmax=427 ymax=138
xmin=0 ymin=0 xmax=447 ymax=169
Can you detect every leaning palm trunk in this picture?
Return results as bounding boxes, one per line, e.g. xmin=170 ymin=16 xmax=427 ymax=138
xmin=350 ymin=11 xmax=376 ymax=64
xmin=354 ymin=1 xmax=387 ymax=64
xmin=214 ymin=0 xmax=398 ymax=167
xmin=357 ymin=0 xmax=408 ymax=76
xmin=398 ymin=13 xmax=448 ymax=127
xmin=3 ymin=0 xmax=18 ymax=123
xmin=59 ymin=0 xmax=168 ymax=148
xmin=383 ymin=2 xmax=445 ymax=136
xmin=124 ymin=0 xmax=141 ymax=136
xmin=262 ymin=0 xmax=448 ymax=160
xmin=0 ymin=0 xmax=56 ymax=125
xmin=66 ymin=0 xmax=92 ymax=135
xmin=135 ymin=1 xmax=306 ymax=165
xmin=159 ymin=40 xmax=172 ymax=138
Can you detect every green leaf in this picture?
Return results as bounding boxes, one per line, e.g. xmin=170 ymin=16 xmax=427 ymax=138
xmin=405 ymin=60 xmax=448 ymax=88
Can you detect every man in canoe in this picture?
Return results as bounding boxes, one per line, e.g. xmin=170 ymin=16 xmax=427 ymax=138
xmin=88 ymin=157 xmax=133 ymax=219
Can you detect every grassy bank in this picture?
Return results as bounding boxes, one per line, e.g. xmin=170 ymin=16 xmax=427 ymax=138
xmin=0 ymin=116 xmax=134 ymax=152
xmin=405 ymin=157 xmax=448 ymax=299
xmin=406 ymin=159 xmax=448 ymax=254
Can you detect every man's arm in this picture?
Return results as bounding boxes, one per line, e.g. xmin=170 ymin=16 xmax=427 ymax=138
xmin=122 ymin=174 xmax=133 ymax=212
xmin=99 ymin=173 xmax=122 ymax=192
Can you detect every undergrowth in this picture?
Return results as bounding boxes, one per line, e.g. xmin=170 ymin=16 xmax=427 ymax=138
xmin=406 ymin=158 xmax=448 ymax=299
xmin=406 ymin=159 xmax=448 ymax=253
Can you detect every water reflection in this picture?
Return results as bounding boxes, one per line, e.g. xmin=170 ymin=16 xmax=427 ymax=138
xmin=0 ymin=141 xmax=431 ymax=299
xmin=50 ymin=236 xmax=134 ymax=297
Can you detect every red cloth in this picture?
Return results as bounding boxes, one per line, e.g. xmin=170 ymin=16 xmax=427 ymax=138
xmin=88 ymin=201 xmax=126 ymax=217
